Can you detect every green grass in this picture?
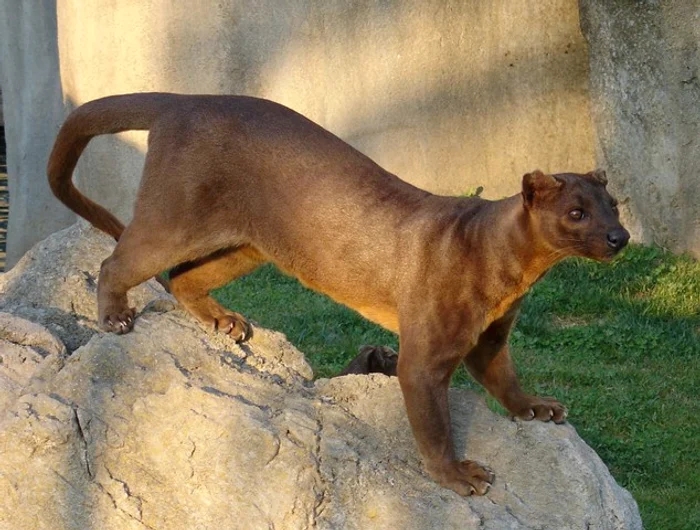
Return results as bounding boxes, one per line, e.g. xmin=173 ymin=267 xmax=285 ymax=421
xmin=214 ymin=245 xmax=700 ymax=528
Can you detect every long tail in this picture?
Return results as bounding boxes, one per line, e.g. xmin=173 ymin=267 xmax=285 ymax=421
xmin=47 ymin=93 xmax=181 ymax=240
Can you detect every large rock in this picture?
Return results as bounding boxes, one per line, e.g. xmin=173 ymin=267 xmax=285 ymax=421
xmin=0 ymin=312 xmax=66 ymax=411
xmin=0 ymin=223 xmax=163 ymax=353
xmin=0 ymin=225 xmax=642 ymax=529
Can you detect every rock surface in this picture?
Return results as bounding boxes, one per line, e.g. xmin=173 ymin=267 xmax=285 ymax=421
xmin=0 ymin=225 xmax=642 ymax=529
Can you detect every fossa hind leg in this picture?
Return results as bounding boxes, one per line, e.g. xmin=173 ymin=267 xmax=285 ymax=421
xmin=98 ymin=224 xmax=186 ymax=334
xmin=169 ymin=246 xmax=265 ymax=342
xmin=97 ymin=134 xmax=257 ymax=335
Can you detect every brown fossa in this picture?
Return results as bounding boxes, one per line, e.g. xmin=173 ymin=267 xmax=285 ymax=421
xmin=48 ymin=93 xmax=630 ymax=496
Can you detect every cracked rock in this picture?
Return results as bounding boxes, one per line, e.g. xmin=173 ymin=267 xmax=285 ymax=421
xmin=0 ymin=224 xmax=642 ymax=529
xmin=0 ymin=312 xmax=67 ymax=410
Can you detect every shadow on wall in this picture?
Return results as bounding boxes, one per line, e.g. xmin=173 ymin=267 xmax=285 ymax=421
xmin=50 ymin=1 xmax=593 ymax=247
xmin=579 ymin=0 xmax=700 ymax=257
xmin=154 ymin=0 xmax=595 ymax=197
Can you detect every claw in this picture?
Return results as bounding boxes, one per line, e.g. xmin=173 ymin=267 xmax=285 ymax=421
xmin=241 ymin=321 xmax=253 ymax=342
xmin=213 ymin=315 xmax=252 ymax=343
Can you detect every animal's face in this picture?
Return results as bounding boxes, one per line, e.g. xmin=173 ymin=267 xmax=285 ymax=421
xmin=522 ymin=169 xmax=630 ymax=262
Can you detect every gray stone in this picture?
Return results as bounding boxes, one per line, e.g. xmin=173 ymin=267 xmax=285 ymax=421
xmin=0 ymin=224 xmax=642 ymax=529
xmin=0 ymin=223 xmax=167 ymax=352
xmin=0 ymin=312 xmax=66 ymax=410
xmin=316 ymin=377 xmax=642 ymax=530
xmin=580 ymin=0 xmax=700 ymax=257
xmin=0 ymin=1 xmax=76 ymax=267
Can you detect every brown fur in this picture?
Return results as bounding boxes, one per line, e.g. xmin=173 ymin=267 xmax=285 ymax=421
xmin=338 ymin=345 xmax=399 ymax=376
xmin=47 ymin=93 xmax=629 ymax=496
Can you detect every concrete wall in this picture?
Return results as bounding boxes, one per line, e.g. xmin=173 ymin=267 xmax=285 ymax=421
xmin=580 ymin=1 xmax=700 ymax=257
xmin=1 ymin=1 xmax=698 ymax=266
xmin=0 ymin=1 xmax=595 ymax=268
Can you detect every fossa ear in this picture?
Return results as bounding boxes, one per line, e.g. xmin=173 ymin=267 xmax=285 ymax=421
xmin=522 ymin=169 xmax=563 ymax=207
xmin=588 ymin=168 xmax=608 ymax=186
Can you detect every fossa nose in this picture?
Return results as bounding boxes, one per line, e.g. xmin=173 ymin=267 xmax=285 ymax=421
xmin=607 ymin=228 xmax=630 ymax=251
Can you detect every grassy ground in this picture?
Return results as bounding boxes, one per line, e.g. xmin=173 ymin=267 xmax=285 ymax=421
xmin=214 ymin=244 xmax=700 ymax=529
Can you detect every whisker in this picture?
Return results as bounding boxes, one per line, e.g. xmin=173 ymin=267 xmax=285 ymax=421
xmin=542 ymin=245 xmax=584 ymax=266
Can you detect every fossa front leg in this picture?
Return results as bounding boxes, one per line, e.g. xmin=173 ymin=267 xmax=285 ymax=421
xmin=464 ymin=310 xmax=567 ymax=423
xmin=397 ymin=323 xmax=494 ymax=496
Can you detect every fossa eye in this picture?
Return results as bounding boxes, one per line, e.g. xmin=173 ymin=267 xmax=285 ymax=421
xmin=569 ymin=209 xmax=585 ymax=221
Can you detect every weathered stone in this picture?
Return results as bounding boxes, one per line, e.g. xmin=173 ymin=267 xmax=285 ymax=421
xmin=580 ymin=0 xmax=700 ymax=257
xmin=0 ymin=225 xmax=642 ymax=529
xmin=316 ymin=377 xmax=643 ymax=530
xmin=0 ymin=222 xmax=166 ymax=352
xmin=0 ymin=312 xmax=67 ymax=410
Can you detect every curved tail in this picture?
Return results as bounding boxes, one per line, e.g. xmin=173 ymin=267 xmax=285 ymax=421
xmin=47 ymin=93 xmax=180 ymax=240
